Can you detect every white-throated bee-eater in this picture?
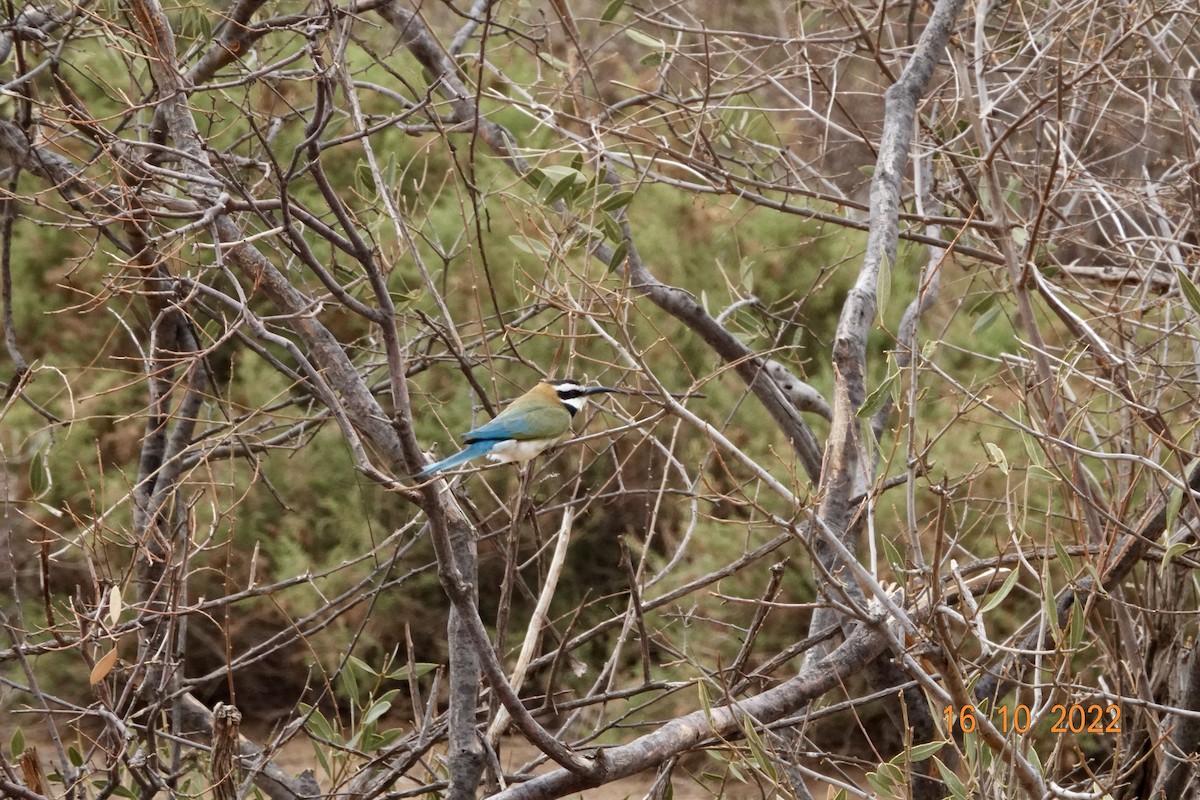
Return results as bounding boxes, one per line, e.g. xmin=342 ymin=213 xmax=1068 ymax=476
xmin=417 ymin=379 xmax=619 ymax=476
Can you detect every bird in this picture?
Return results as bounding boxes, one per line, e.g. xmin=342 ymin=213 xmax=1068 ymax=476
xmin=417 ymin=379 xmax=619 ymax=477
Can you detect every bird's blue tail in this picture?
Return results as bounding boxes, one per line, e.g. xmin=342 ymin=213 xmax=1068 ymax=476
xmin=417 ymin=440 xmax=495 ymax=477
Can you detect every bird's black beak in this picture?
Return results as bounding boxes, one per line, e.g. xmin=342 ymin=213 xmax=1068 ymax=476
xmin=583 ymin=386 xmax=620 ymax=396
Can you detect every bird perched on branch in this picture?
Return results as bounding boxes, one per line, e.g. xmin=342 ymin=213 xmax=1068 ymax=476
xmin=417 ymin=379 xmax=619 ymax=476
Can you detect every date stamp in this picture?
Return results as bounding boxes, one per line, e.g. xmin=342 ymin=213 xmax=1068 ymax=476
xmin=943 ymin=703 xmax=1121 ymax=734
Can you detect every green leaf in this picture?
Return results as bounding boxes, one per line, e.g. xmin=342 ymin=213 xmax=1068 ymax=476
xmin=28 ymin=450 xmax=48 ymax=497
xmin=639 ymin=52 xmax=664 ymax=66
xmin=741 ymin=717 xmax=777 ymax=781
xmin=625 ymin=29 xmax=666 ymax=49
xmin=1026 ymin=465 xmax=1060 ymax=482
xmin=879 ymin=534 xmax=904 ymax=573
xmin=979 ymin=568 xmax=1020 ymax=614
xmin=363 ymin=698 xmax=393 ymax=727
xmin=1053 ymin=538 xmax=1073 ymax=574
xmin=1068 ymin=594 xmax=1086 ymax=651
xmin=386 ymin=662 xmax=438 ymax=681
xmin=867 ymin=761 xmax=902 ymax=796
xmin=1021 ymin=430 xmax=1044 ymax=467
xmin=353 ymin=160 xmax=374 ymax=201
xmin=10 ymin=728 xmax=24 ymax=759
xmin=376 ymin=727 xmax=405 ymax=749
xmin=600 ymin=212 xmax=623 ymax=242
xmin=538 ymin=170 xmax=581 ymax=207
xmin=600 ymin=0 xmax=625 ymax=21
xmin=1177 ymin=267 xmax=1200 ymax=316
xmin=536 ymin=52 xmax=571 ymax=73
xmin=508 ymin=235 xmax=551 ymax=259
xmin=347 ymin=655 xmax=377 ymax=677
xmin=984 ymin=442 xmax=1008 ymax=475
xmin=608 ymin=241 xmax=629 ymax=271
xmin=1164 ymin=463 xmax=1199 ymax=532
xmin=969 ymin=294 xmax=998 ymax=315
xmin=524 ymin=168 xmax=547 ymax=188
xmin=1161 ymin=540 xmax=1191 ymax=576
xmin=600 ymin=190 xmax=635 ymax=212
xmin=907 ymin=739 xmax=945 ymax=761
xmin=935 ymin=757 xmax=968 ymax=800
xmin=971 ymin=303 xmax=1002 ymax=335
xmin=857 ymin=370 xmax=900 ymax=419
xmin=540 ymin=165 xmax=585 ymax=208
xmin=299 ymin=703 xmax=338 ymax=743
xmin=1042 ymin=578 xmax=1061 ymax=643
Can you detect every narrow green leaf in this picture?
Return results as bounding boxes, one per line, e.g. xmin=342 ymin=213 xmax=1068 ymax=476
xmin=600 ymin=0 xmax=625 ymax=21
xmin=600 ymin=190 xmax=635 ymax=212
xmin=935 ymin=757 xmax=968 ymax=799
xmin=1021 ymin=430 xmax=1044 ymax=467
xmin=865 ymin=773 xmax=891 ymax=796
xmin=1161 ymin=540 xmax=1191 ymax=576
xmin=1026 ymin=465 xmax=1060 ymax=482
xmin=969 ymin=293 xmax=998 ymax=315
xmin=10 ymin=728 xmax=24 ymax=759
xmin=979 ymin=568 xmax=1020 ymax=614
xmin=508 ymin=235 xmax=551 ymax=259
xmin=971 ymin=303 xmax=1002 ymax=335
xmin=984 ymin=442 xmax=1009 ymax=475
xmin=1164 ymin=463 xmax=1199 ymax=533
xmin=1068 ymin=594 xmax=1086 ymax=651
xmin=625 ymin=29 xmax=665 ymax=49
xmin=347 ymin=655 xmax=376 ymax=677
xmin=857 ymin=370 xmax=900 ymax=419
xmin=524 ymin=168 xmax=546 ymax=188
xmin=608 ymin=241 xmax=629 ymax=271
xmin=1177 ymin=267 xmax=1200 ymax=316
xmin=1042 ymin=579 xmax=1061 ymax=642
xmin=740 ymin=717 xmax=777 ymax=781
xmin=300 ymin=703 xmax=337 ymax=742
xmin=600 ymin=212 xmax=623 ymax=243
xmin=387 ymin=662 xmax=438 ymax=681
xmin=879 ymin=534 xmax=904 ymax=573
xmin=540 ymin=171 xmax=580 ymax=206
xmin=1052 ymin=538 xmax=1073 ymax=573
xmin=363 ymin=698 xmax=392 ymax=727
xmin=906 ymin=739 xmax=945 ymax=761
xmin=28 ymin=450 xmax=48 ymax=497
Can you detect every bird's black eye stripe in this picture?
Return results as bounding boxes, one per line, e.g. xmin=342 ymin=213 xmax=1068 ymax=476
xmin=556 ymin=388 xmax=585 ymax=399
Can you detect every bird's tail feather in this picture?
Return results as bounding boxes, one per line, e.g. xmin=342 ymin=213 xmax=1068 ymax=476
xmin=417 ymin=440 xmax=494 ymax=477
